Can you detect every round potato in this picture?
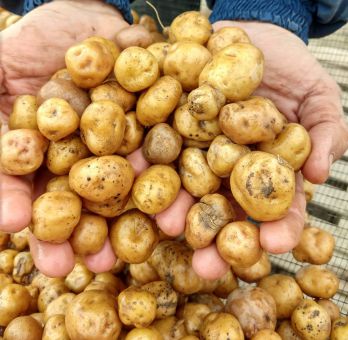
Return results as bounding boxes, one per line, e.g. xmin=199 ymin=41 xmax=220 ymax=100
xmin=37 ymin=282 xmax=69 ymax=312
xmin=331 ymin=317 xmax=348 ymax=339
xmin=277 ymin=320 xmax=302 ymax=340
xmin=65 ymin=40 xmax=114 ymax=88
xmin=84 ymin=36 xmax=120 ymax=63
xmin=31 ymin=191 xmax=82 ymax=243
xmin=12 ymin=251 xmax=34 ymax=284
xmin=207 ymin=27 xmax=251 ymax=55
xmin=225 ymin=286 xmax=277 ymax=338
xmin=217 ymin=221 xmax=262 ymax=268
xmin=9 ymin=95 xmax=38 ymax=130
xmin=69 ymin=155 xmax=134 ymax=202
xmin=147 ymin=42 xmax=171 ymax=73
xmin=132 ymin=165 xmax=181 ymax=214
xmin=110 ymin=209 xmax=159 ymax=263
xmin=292 ymin=227 xmax=335 ymax=265
xmin=199 ymin=43 xmax=264 ymax=102
xmin=291 ymin=299 xmax=331 ymax=340
xmin=295 ymin=265 xmax=339 ymax=299
xmin=43 ymin=315 xmax=70 ymax=340
xmin=37 ymin=98 xmax=79 ymax=141
xmin=179 ymin=147 xmax=221 ymax=197
xmin=251 ymin=329 xmax=281 ymax=340
xmin=0 ymin=249 xmax=18 ymax=274
xmin=142 ymin=123 xmax=183 ymax=164
xmin=51 ymin=68 xmax=71 ymax=81
xmin=3 ymin=316 xmax=43 ymax=340
xmin=64 ymin=262 xmax=93 ymax=293
xmin=214 ymin=269 xmax=239 ymax=298
xmin=80 ymin=100 xmax=126 ymax=156
xmin=230 ymin=151 xmax=295 ymax=221
xmin=125 ymin=328 xmax=163 ymax=340
xmin=46 ymin=176 xmax=72 ymax=192
xmin=188 ymin=293 xmax=224 ymax=313
xmin=317 ymin=299 xmax=340 ymax=322
xmin=46 ymin=134 xmax=90 ymax=175
xmin=151 ymin=316 xmax=187 ymax=340
xmin=115 ymin=47 xmax=159 ymax=92
xmin=0 ymin=129 xmax=47 ymax=175
xmin=258 ymin=274 xmax=303 ymax=319
xmin=83 ymin=195 xmax=129 ymax=218
xmin=129 ymin=261 xmax=160 ymax=285
xmin=65 ymin=290 xmax=122 ymax=340
xmin=43 ymin=292 xmax=75 ymax=322
xmin=163 ymin=42 xmax=211 ymax=91
xmin=169 ymin=11 xmax=212 ymax=44
xmin=185 ymin=193 xmax=235 ymax=249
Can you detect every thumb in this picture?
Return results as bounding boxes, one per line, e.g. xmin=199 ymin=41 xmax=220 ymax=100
xmin=115 ymin=24 xmax=153 ymax=50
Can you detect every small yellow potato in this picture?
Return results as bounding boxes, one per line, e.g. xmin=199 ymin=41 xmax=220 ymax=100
xmin=132 ymin=165 xmax=181 ymax=214
xmin=3 ymin=316 xmax=43 ymax=340
xmin=43 ymin=315 xmax=70 ymax=340
xmin=10 ymin=227 xmax=29 ymax=251
xmin=295 ymin=265 xmax=339 ymax=299
xmin=51 ymin=68 xmax=71 ymax=81
xmin=131 ymin=9 xmax=139 ymax=24
xmin=69 ymin=155 xmax=134 ymax=202
xmin=12 ymin=251 xmax=34 ymax=284
xmin=0 ymin=249 xmax=18 ymax=274
xmin=0 ymin=129 xmax=47 ymax=175
xmin=225 ymin=287 xmax=277 ymax=338
xmin=46 ymin=176 xmax=72 ymax=192
xmin=207 ymin=135 xmax=250 ymax=177
xmin=80 ymin=100 xmax=126 ymax=156
xmin=46 ymin=134 xmax=90 ymax=175
xmin=136 ymin=76 xmax=182 ymax=126
xmin=179 ymin=147 xmax=221 ymax=197
xmin=147 ymin=42 xmax=171 ymax=74
xmin=207 ymin=27 xmax=251 ymax=55
xmin=31 ymin=273 xmax=65 ymax=291
xmin=277 ymin=320 xmax=302 ymax=340
xmin=37 ymin=282 xmax=69 ymax=313
xmin=84 ymin=36 xmax=120 ymax=63
xmin=291 ymin=299 xmax=331 ymax=340
xmin=64 ymin=262 xmax=94 ymax=293
xmin=110 ymin=209 xmax=159 ymax=263
xmin=231 ymin=151 xmax=295 ymax=221
xmin=251 ymin=329 xmax=281 ymax=340
xmin=65 ymin=40 xmax=114 ymax=88
xmin=200 ymin=312 xmax=244 ymax=340
xmin=31 ymin=191 xmax=81 ymax=243
xmin=65 ymin=290 xmax=122 ymax=340
xmin=317 ymin=299 xmax=340 ymax=322
xmin=188 ymin=293 xmax=224 ymax=313
xmin=125 ymin=327 xmax=163 ymax=340
xmin=9 ymin=95 xmax=38 ymax=130
xmin=163 ymin=42 xmax=211 ymax=91
xmin=185 ymin=193 xmax=235 ymax=249
xmin=43 ymin=292 xmax=75 ymax=322
xmin=292 ymin=227 xmax=335 ymax=265
xmin=188 ymin=84 xmax=226 ymax=121
xmin=169 ymin=11 xmax=212 ymax=44
xmin=83 ymin=195 xmax=129 ymax=218
xmin=70 ymin=213 xmax=108 ymax=255
xmin=118 ymin=286 xmax=157 ymax=328
xmin=331 ymin=317 xmax=348 ymax=339
xmin=199 ymin=43 xmax=264 ymax=102
xmin=214 ymin=269 xmax=239 ymax=298
xmin=129 ymin=261 xmax=160 ymax=285
xmin=151 ymin=316 xmax=187 ymax=340
xmin=115 ymin=46 xmax=159 ymax=92
xmin=94 ymin=272 xmax=125 ymax=293
xmin=37 ymin=98 xmax=79 ymax=141
xmin=258 ymin=274 xmax=303 ymax=319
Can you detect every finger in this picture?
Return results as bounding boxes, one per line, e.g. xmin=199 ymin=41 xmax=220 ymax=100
xmin=155 ymin=189 xmax=195 ymax=237
xmin=84 ymin=238 xmax=116 ymax=273
xmin=115 ymin=24 xmax=153 ymax=49
xmin=260 ymin=172 xmax=306 ymax=253
xmin=0 ymin=94 xmax=18 ymax=117
xmin=29 ymin=233 xmax=75 ymax=277
xmin=126 ymin=148 xmax=150 ymax=177
xmin=192 ymin=244 xmax=230 ymax=280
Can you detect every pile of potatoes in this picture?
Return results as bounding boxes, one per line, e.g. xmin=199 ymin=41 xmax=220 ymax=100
xmin=0 ymin=9 xmax=347 ymax=340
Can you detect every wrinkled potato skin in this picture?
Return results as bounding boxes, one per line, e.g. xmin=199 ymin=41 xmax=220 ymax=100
xmin=147 ymin=42 xmax=171 ymax=73
xmin=43 ymin=292 xmax=75 ymax=322
xmin=233 ymin=251 xmax=271 ymax=283
xmin=277 ymin=320 xmax=302 ymax=340
xmin=31 ymin=191 xmax=82 ymax=243
xmin=65 ymin=40 xmax=114 ymax=88
xmin=69 ymin=156 xmax=134 ymax=202
xmin=169 ymin=11 xmax=212 ymax=45
xmin=37 ymin=79 xmax=90 ymax=116
xmin=179 ymin=148 xmax=221 ymax=197
xmin=142 ymin=123 xmax=183 ymax=164
xmin=129 ymin=261 xmax=160 ymax=285
xmin=207 ymin=135 xmax=250 ymax=177
xmin=110 ymin=210 xmax=159 ymax=263
xmin=258 ymin=274 xmax=303 ymax=319
xmin=117 ymin=112 xmax=144 ymax=156
xmin=219 ymin=97 xmax=286 ymax=145
xmin=258 ymin=123 xmax=311 ymax=170
xmin=89 ymin=81 xmax=137 ymax=112
xmin=136 ymin=76 xmax=182 ymax=126
xmin=3 ymin=316 xmax=43 ymax=340
xmin=64 ymin=262 xmax=93 ymax=293
xmin=46 ymin=176 xmax=72 ymax=192
xmin=37 ymin=98 xmax=80 ymax=141
xmin=251 ymin=329 xmax=281 ymax=340
xmin=199 ymin=43 xmax=264 ymax=102
xmin=37 ymin=282 xmax=69 ymax=312
xmin=189 ymin=293 xmax=224 ymax=313
xmin=132 ymin=165 xmax=181 ymax=214
xmin=217 ymin=221 xmax=262 ymax=268
xmin=0 ymin=129 xmax=47 ymax=175
xmin=295 ymin=266 xmax=339 ymax=299
xmin=125 ymin=328 xmax=163 ymax=340
xmin=0 ymin=249 xmax=18 ymax=274
xmin=46 ymin=134 xmax=90 ymax=175
xmin=163 ymin=42 xmax=211 ymax=91
xmin=331 ymin=317 xmax=348 ymax=339
xmin=83 ymin=195 xmax=129 ymax=218
xmin=80 ymin=100 xmax=126 ymax=156
xmin=185 ymin=193 xmax=235 ymax=249
xmin=291 ymin=299 xmax=331 ymax=340
xmin=214 ymin=270 xmax=239 ymax=298
xmin=12 ymin=251 xmax=34 ymax=284
xmin=9 ymin=95 xmax=38 ymax=130
xmin=317 ymin=299 xmax=340 ymax=322
xmin=292 ymin=227 xmax=335 ymax=265
xmin=9 ymin=227 xmax=29 ymax=252
xmin=231 ymin=151 xmax=295 ymax=221
xmin=200 ymin=312 xmax=244 ymax=340
xmin=226 ymin=287 xmax=277 ymax=338
xmin=207 ymin=27 xmax=251 ymax=55
xmin=115 ymin=47 xmax=159 ymax=92
xmin=151 ymin=316 xmax=187 ymax=340
xmin=65 ymin=290 xmax=122 ymax=340
xmin=174 ymin=104 xmax=221 ymax=142
xmin=43 ymin=315 xmax=70 ymax=340
xmin=51 ymin=68 xmax=71 ymax=81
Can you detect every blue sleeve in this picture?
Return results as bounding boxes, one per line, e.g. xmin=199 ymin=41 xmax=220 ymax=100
xmin=23 ymin=0 xmax=133 ymax=23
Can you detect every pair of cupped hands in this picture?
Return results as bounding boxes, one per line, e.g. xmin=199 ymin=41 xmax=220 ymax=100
xmin=1 ymin=0 xmax=347 ymax=280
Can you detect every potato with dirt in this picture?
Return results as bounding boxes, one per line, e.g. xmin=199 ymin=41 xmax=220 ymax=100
xmin=151 ymin=316 xmax=188 ymax=340
xmin=43 ymin=292 xmax=75 ymax=322
xmin=43 ymin=315 xmax=70 ymax=340
xmin=64 ymin=262 xmax=93 ymax=293
xmin=3 ymin=316 xmax=43 ymax=340
xmin=277 ymin=320 xmax=302 ymax=340
xmin=83 ymin=195 xmax=129 ymax=218
xmin=9 ymin=95 xmax=38 ymax=130
xmin=0 ymin=249 xmax=18 ymax=274
xmin=147 ymin=42 xmax=171 ymax=74
xmin=188 ymin=293 xmax=224 ymax=313
xmin=331 ymin=317 xmax=348 ymax=339
xmin=317 ymin=299 xmax=340 ymax=322
xmin=129 ymin=261 xmax=160 ymax=285
xmin=37 ymin=281 xmax=69 ymax=312
xmin=12 ymin=251 xmax=34 ymax=284
xmin=214 ymin=269 xmax=239 ymax=298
